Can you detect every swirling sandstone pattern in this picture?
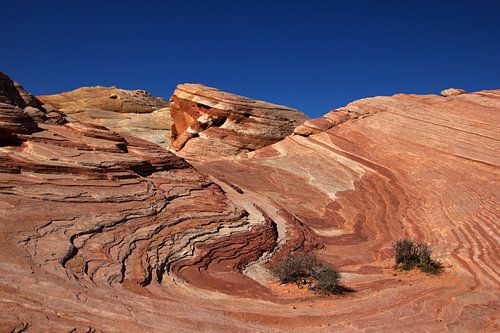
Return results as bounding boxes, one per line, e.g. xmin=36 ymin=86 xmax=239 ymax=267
xmin=196 ymin=90 xmax=500 ymax=332
xmin=39 ymin=86 xmax=172 ymax=148
xmin=0 ymin=71 xmax=498 ymax=332
xmin=169 ymin=84 xmax=308 ymax=160
xmin=0 ymin=77 xmax=282 ymax=332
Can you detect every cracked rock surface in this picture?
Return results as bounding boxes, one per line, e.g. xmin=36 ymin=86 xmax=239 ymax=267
xmin=1 ymin=73 xmax=283 ymax=332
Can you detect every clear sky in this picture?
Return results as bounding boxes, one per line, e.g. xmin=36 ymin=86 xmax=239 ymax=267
xmin=1 ymin=0 xmax=499 ymax=117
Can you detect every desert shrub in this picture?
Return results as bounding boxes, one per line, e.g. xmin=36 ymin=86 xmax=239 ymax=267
xmin=271 ymin=252 xmax=317 ymax=284
xmin=271 ymin=252 xmax=350 ymax=295
xmin=393 ymin=239 xmax=443 ymax=274
xmin=310 ymin=265 xmax=342 ymax=293
xmin=393 ymin=239 xmax=418 ymax=270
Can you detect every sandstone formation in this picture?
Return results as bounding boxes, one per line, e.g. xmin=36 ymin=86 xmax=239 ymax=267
xmin=0 ymin=73 xmax=281 ymax=332
xmin=440 ymin=88 xmax=466 ymax=97
xmin=0 ymin=71 xmax=499 ymax=332
xmin=18 ymin=91 xmax=67 ymax=126
xmin=0 ymin=72 xmax=66 ymax=144
xmin=169 ymin=84 xmax=308 ymax=160
xmin=195 ymin=89 xmax=500 ymax=332
xmin=39 ymin=86 xmax=173 ymax=148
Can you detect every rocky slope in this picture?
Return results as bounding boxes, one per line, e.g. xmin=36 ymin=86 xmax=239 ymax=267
xmin=0 ymin=71 xmax=498 ymax=332
xmin=196 ymin=89 xmax=500 ymax=331
xmin=38 ymin=86 xmax=172 ymax=148
xmin=169 ymin=84 xmax=308 ymax=160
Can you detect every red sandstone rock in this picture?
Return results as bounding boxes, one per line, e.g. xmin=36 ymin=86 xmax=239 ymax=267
xmin=0 ymin=73 xmax=499 ymax=332
xmin=169 ymin=84 xmax=308 ymax=160
xmin=39 ymin=86 xmax=172 ymax=148
xmin=0 ymin=103 xmax=39 ymax=143
xmin=0 ymin=72 xmax=40 ymax=143
xmin=14 ymin=80 xmax=45 ymax=109
xmin=0 ymin=71 xmax=66 ymax=132
xmin=195 ymin=89 xmax=500 ymax=332
xmin=0 ymin=75 xmax=281 ymax=332
xmin=14 ymin=80 xmax=67 ymax=125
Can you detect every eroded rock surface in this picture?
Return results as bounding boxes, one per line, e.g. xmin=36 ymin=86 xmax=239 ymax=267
xmin=0 ymin=72 xmax=66 ymax=144
xmin=196 ymin=89 xmax=500 ymax=332
xmin=169 ymin=84 xmax=308 ymax=160
xmin=1 ymin=72 xmax=499 ymax=332
xmin=39 ymin=86 xmax=172 ymax=148
xmin=0 ymin=74 xmax=283 ymax=332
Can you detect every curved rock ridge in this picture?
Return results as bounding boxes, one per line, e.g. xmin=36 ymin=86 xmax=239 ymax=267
xmin=38 ymin=86 xmax=173 ymax=148
xmin=169 ymin=83 xmax=308 ymax=160
xmin=0 ymin=123 xmax=280 ymax=331
xmin=195 ymin=89 xmax=500 ymax=332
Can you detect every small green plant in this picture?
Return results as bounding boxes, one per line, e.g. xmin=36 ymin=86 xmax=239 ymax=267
xmin=393 ymin=239 xmax=443 ymax=274
xmin=271 ymin=252 xmax=351 ymax=295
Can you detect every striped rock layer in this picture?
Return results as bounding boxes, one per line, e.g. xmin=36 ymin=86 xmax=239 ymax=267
xmin=0 ymin=71 xmax=498 ymax=332
xmin=169 ymin=84 xmax=308 ymax=160
xmin=195 ymin=89 xmax=500 ymax=332
xmin=0 ymin=71 xmax=66 ymax=145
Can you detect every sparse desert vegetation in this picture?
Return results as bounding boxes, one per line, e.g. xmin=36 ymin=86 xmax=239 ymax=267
xmin=271 ymin=252 xmax=351 ymax=294
xmin=393 ymin=239 xmax=443 ymax=274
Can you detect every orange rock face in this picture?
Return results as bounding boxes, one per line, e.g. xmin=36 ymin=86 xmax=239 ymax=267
xmin=195 ymin=89 xmax=500 ymax=332
xmin=1 ymin=72 xmax=499 ymax=332
xmin=39 ymin=86 xmax=172 ymax=148
xmin=169 ymin=84 xmax=308 ymax=160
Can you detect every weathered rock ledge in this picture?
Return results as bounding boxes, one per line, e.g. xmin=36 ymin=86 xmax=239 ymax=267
xmin=169 ymin=83 xmax=308 ymax=160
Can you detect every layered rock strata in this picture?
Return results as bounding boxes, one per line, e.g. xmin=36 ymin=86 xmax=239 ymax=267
xmin=196 ymin=89 xmax=500 ymax=332
xmin=39 ymin=86 xmax=172 ymax=148
xmin=0 ymin=74 xmax=284 ymax=331
xmin=169 ymin=84 xmax=308 ymax=160
xmin=1 ymin=71 xmax=499 ymax=332
xmin=0 ymin=72 xmax=65 ymax=144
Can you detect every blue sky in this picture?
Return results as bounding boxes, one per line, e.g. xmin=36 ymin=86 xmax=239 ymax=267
xmin=1 ymin=0 xmax=499 ymax=117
